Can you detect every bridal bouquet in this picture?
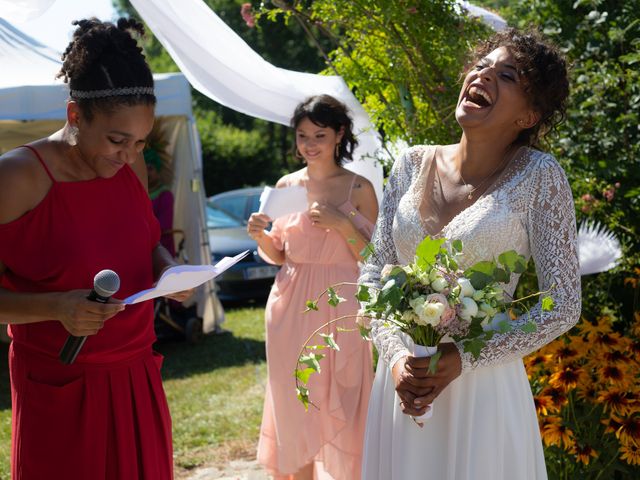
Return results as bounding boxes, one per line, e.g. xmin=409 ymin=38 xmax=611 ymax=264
xmin=296 ymin=237 xmax=555 ymax=415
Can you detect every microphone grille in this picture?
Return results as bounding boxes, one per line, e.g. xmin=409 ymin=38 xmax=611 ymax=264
xmin=93 ymin=269 xmax=120 ymax=297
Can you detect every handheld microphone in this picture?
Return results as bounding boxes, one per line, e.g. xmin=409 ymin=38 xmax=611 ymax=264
xmin=59 ymin=269 xmax=120 ymax=365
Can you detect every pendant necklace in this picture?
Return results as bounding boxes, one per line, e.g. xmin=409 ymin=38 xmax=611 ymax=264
xmin=458 ymin=150 xmax=513 ymax=200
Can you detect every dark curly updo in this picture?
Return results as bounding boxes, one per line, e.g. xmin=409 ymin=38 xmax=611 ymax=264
xmin=291 ymin=95 xmax=358 ymax=166
xmin=57 ymin=17 xmax=155 ymax=120
xmin=472 ymin=28 xmax=569 ymax=148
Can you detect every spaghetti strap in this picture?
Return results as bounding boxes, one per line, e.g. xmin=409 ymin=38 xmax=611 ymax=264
xmin=347 ymin=173 xmax=357 ymax=201
xmin=21 ymin=145 xmax=56 ymax=183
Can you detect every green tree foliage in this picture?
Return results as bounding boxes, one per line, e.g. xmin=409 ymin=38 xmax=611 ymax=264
xmin=260 ymin=0 xmax=490 ymax=147
xmin=113 ymin=0 xmax=328 ymax=193
xmin=494 ymin=1 xmax=640 ymax=322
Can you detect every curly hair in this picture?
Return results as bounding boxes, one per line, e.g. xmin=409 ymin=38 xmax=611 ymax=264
xmin=57 ymin=18 xmax=155 ymax=120
xmin=471 ymin=28 xmax=569 ymax=148
xmin=291 ymin=94 xmax=358 ymax=166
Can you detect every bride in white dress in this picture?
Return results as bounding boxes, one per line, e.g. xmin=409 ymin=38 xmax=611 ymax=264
xmin=360 ymin=29 xmax=581 ymax=480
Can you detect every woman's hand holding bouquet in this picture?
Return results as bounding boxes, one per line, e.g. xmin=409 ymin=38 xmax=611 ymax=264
xmin=296 ymin=236 xmax=554 ymax=424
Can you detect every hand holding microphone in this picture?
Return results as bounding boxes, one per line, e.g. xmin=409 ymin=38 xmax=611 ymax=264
xmin=59 ymin=270 xmax=123 ymax=365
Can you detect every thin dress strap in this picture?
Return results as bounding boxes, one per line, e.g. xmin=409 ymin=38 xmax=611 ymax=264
xmin=347 ymin=173 xmax=357 ymax=201
xmin=20 ymin=145 xmax=56 ymax=183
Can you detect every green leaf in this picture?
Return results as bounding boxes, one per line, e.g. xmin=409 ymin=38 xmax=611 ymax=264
xmin=295 ymin=367 xmax=315 ymax=384
xmin=296 ymin=386 xmax=310 ymax=411
xmin=358 ymin=324 xmax=372 ymax=340
xmin=299 ymin=352 xmax=325 ymax=373
xmin=496 ymin=320 xmax=512 ymax=333
xmin=541 ymin=296 xmax=555 ymax=312
xmin=493 ymin=267 xmax=510 ymax=283
xmin=320 ymin=333 xmax=340 ymax=351
xmin=415 ymin=236 xmax=445 ymax=269
xmin=465 ymin=261 xmax=496 ymax=289
xmin=428 ymin=351 xmax=442 ymax=374
xmin=356 ymin=284 xmax=371 ymax=302
xmin=327 ymin=287 xmax=346 ymax=307
xmin=377 ymin=279 xmax=403 ymax=310
xmin=305 ymin=300 xmax=318 ymax=312
xmin=360 ymin=243 xmax=375 ymax=261
xmin=452 ymin=239 xmax=463 ymax=253
xmin=521 ymin=321 xmax=537 ymax=333
xmin=463 ymin=338 xmax=485 ymax=359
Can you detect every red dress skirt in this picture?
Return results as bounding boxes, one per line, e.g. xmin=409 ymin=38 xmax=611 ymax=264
xmin=0 ymin=146 xmax=173 ymax=479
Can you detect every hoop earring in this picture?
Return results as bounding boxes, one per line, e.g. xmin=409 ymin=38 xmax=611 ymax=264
xmin=68 ymin=125 xmax=79 ymax=146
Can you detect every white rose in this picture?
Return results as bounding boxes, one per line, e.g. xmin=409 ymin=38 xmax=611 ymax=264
xmin=422 ymin=302 xmax=445 ymax=326
xmin=457 ymin=278 xmax=475 ymax=297
xmin=431 ymin=277 xmax=449 ymax=292
xmin=459 ymin=297 xmax=478 ymax=321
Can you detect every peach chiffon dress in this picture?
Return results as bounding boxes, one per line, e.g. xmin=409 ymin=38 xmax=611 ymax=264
xmin=257 ymin=177 xmax=374 ymax=479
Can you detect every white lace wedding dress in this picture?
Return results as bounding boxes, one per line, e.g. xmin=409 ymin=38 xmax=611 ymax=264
xmin=360 ymin=145 xmax=581 ymax=480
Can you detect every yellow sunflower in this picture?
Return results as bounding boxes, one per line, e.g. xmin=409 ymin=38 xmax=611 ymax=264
xmin=541 ymin=386 xmax=569 ymax=411
xmin=549 ymin=366 xmax=585 ymax=392
xmin=620 ymin=443 xmax=640 ymax=466
xmin=598 ymin=364 xmax=629 ymax=388
xmin=571 ymin=443 xmax=598 ymax=465
xmin=533 ymin=394 xmax=555 ymax=416
xmin=541 ymin=419 xmax=575 ymax=449
xmin=616 ymin=416 xmax=640 ymax=446
xmin=597 ymin=390 xmax=633 ymax=416
xmin=578 ymin=316 xmax=612 ymax=338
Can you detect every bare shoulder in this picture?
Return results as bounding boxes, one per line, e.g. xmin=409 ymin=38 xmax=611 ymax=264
xmin=275 ymin=169 xmax=305 ymax=188
xmin=350 ymin=174 xmax=376 ymax=203
xmin=0 ymin=147 xmax=51 ymax=224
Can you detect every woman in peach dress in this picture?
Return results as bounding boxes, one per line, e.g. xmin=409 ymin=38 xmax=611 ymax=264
xmin=248 ymin=95 xmax=378 ymax=480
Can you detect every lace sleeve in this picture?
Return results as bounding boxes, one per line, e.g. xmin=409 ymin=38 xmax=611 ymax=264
xmin=456 ymin=154 xmax=582 ymax=373
xmin=359 ymin=147 xmax=417 ymax=370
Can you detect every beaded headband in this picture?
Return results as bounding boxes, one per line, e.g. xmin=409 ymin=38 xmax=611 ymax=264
xmin=70 ymin=86 xmax=155 ymax=99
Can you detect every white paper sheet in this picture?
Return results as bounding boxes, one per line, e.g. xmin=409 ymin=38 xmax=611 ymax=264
xmin=258 ymin=185 xmax=308 ymax=220
xmin=122 ymin=250 xmax=250 ymax=304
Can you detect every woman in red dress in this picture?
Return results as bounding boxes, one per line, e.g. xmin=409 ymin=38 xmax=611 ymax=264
xmin=0 ymin=18 xmax=190 ymax=479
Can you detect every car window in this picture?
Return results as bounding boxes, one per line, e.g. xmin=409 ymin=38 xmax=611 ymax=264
xmin=206 ymin=205 xmax=244 ymax=229
xmin=211 ymin=195 xmax=247 ymax=221
xmin=247 ymin=194 xmax=261 ymax=219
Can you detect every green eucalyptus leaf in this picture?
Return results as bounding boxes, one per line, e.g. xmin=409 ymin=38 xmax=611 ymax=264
xmin=320 ymin=333 xmax=341 ymax=351
xmin=327 ymin=287 xmax=346 ymax=307
xmin=295 ymin=367 xmax=316 ymax=384
xmin=305 ymin=300 xmax=318 ymax=312
xmin=356 ymin=284 xmax=371 ymax=302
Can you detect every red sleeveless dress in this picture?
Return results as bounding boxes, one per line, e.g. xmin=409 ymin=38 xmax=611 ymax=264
xmin=0 ymin=146 xmax=173 ymax=479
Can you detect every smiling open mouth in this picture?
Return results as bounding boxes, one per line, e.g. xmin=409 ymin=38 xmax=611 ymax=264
xmin=464 ymin=86 xmax=493 ymax=108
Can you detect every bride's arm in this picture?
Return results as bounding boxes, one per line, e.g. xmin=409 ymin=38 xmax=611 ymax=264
xmin=455 ymin=152 xmax=581 ymax=373
xmin=359 ymin=147 xmax=418 ymax=370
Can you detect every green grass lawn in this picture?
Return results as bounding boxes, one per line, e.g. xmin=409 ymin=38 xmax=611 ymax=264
xmin=0 ymin=305 xmax=267 ymax=479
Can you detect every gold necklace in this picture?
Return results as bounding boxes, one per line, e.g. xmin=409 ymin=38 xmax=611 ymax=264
xmin=458 ymin=149 xmax=514 ymax=200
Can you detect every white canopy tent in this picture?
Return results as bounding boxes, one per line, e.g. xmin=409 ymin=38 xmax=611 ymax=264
xmin=0 ymin=17 xmax=224 ymax=334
